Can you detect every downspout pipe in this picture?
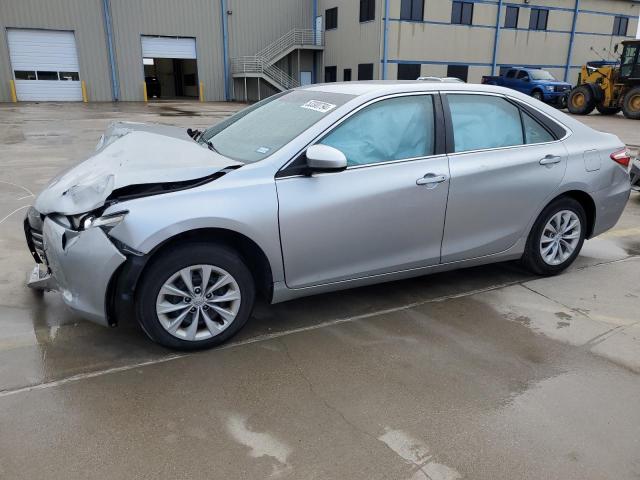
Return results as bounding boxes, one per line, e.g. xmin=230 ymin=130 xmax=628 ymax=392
xmin=382 ymin=0 xmax=390 ymax=79
xmin=101 ymin=0 xmax=119 ymax=101
xmin=491 ymin=0 xmax=503 ymax=76
xmin=565 ymin=0 xmax=580 ymax=82
xmin=220 ymin=0 xmax=230 ymax=100
xmin=312 ymin=0 xmax=318 ymax=83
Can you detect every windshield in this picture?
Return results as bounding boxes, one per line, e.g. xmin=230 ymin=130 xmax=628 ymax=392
xmin=199 ymin=90 xmax=356 ymax=163
xmin=529 ymin=70 xmax=556 ymax=81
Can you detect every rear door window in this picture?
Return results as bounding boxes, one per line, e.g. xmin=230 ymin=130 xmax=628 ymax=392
xmin=447 ymin=94 xmax=524 ymax=152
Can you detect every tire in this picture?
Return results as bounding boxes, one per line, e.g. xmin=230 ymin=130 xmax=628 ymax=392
xmin=567 ymin=86 xmax=596 ymax=115
xmin=556 ymin=94 xmax=568 ymax=110
xmin=595 ymin=103 xmax=621 ymax=115
xmin=622 ymin=87 xmax=640 ymax=120
xmin=136 ymin=243 xmax=256 ymax=350
xmin=521 ymin=197 xmax=587 ymax=276
xmin=531 ymin=90 xmax=544 ymax=101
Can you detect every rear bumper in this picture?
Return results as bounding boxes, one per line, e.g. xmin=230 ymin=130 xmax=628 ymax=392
xmin=590 ymin=176 xmax=631 ymax=238
xmin=26 ymin=215 xmax=126 ymax=326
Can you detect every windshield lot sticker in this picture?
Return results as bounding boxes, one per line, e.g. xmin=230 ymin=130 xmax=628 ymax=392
xmin=256 ymin=146 xmax=270 ymax=154
xmin=301 ymin=100 xmax=337 ymax=113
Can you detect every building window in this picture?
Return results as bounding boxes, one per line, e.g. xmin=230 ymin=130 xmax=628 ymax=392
xmin=360 ymin=0 xmax=375 ymax=22
xmin=325 ymin=66 xmax=337 ymax=82
xmin=504 ymin=6 xmax=519 ymax=28
xmin=343 ymin=68 xmax=352 ymax=81
xmin=400 ymin=0 xmax=424 ymax=21
xmin=326 ymin=7 xmax=338 ymax=30
xmin=37 ymin=71 xmax=59 ymax=81
xmin=14 ymin=70 xmax=37 ymax=80
xmin=397 ymin=63 xmax=421 ymax=80
xmin=447 ymin=64 xmax=468 ymax=82
xmin=613 ymin=16 xmax=628 ymax=36
xmin=529 ymin=8 xmax=548 ymax=31
xmin=358 ymin=63 xmax=374 ymax=80
xmin=451 ymin=1 xmax=473 ymax=25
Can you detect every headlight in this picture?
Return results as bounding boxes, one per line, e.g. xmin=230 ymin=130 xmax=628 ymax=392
xmin=80 ymin=211 xmax=128 ymax=231
xmin=545 ymin=85 xmax=554 ymax=92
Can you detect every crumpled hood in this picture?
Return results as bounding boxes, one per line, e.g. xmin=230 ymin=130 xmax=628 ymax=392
xmin=35 ymin=122 xmax=240 ymax=215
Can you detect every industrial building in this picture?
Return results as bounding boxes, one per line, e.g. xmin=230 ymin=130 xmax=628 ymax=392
xmin=0 ymin=0 xmax=638 ymax=102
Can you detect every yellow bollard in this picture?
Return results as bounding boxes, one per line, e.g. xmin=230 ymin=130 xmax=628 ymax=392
xmin=199 ymin=82 xmax=204 ymax=102
xmin=9 ymin=79 xmax=17 ymax=103
xmin=143 ymin=81 xmax=148 ymax=102
xmin=81 ymin=80 xmax=88 ymax=103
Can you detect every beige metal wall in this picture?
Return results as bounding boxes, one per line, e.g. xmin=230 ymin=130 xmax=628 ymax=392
xmin=319 ymin=0 xmax=384 ymax=81
xmin=226 ymin=0 xmax=314 ymax=57
xmin=323 ymin=0 xmax=638 ymax=85
xmin=108 ymin=0 xmax=225 ymax=101
xmin=0 ymin=0 xmax=113 ymax=102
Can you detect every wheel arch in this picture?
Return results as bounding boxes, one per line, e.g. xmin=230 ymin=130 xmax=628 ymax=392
xmin=543 ymin=190 xmax=596 ymax=239
xmin=106 ymin=228 xmax=275 ymax=326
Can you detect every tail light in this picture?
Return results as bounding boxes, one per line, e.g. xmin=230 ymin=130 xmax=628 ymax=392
xmin=610 ymin=148 xmax=631 ymax=168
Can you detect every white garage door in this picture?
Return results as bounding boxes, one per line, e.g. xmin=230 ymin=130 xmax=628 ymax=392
xmin=141 ymin=36 xmax=197 ymax=59
xmin=8 ymin=29 xmax=83 ymax=102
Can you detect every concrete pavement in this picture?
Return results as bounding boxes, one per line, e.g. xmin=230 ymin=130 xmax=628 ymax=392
xmin=0 ymin=101 xmax=639 ymax=479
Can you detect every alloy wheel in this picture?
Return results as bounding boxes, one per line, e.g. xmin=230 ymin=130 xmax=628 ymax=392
xmin=539 ymin=210 xmax=581 ymax=266
xmin=155 ymin=264 xmax=241 ymax=341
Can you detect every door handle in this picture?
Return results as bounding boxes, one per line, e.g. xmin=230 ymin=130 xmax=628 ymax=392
xmin=416 ymin=173 xmax=448 ymax=186
xmin=539 ymin=155 xmax=562 ymax=165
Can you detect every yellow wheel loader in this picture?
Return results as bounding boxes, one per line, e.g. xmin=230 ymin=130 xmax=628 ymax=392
xmin=568 ymin=40 xmax=640 ymax=120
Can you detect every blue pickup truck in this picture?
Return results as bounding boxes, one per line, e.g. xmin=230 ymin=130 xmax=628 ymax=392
xmin=481 ymin=67 xmax=572 ymax=107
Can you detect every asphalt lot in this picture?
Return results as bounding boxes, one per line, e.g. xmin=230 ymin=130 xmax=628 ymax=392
xmin=0 ymin=101 xmax=639 ymax=479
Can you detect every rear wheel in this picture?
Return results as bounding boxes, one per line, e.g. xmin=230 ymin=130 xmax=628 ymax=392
xmin=136 ymin=243 xmax=255 ymax=350
xmin=567 ymin=86 xmax=596 ymax=115
xmin=622 ymin=87 xmax=640 ymax=120
xmin=595 ymin=103 xmax=621 ymax=115
xmin=521 ymin=197 xmax=586 ymax=276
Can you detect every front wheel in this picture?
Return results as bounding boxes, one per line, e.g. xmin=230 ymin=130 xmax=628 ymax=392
xmin=567 ymin=86 xmax=596 ymax=115
xmin=521 ymin=198 xmax=586 ymax=276
xmin=136 ymin=243 xmax=256 ymax=350
xmin=531 ymin=90 xmax=544 ymax=101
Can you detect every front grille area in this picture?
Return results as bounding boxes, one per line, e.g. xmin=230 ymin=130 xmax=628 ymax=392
xmin=31 ymin=229 xmax=47 ymax=266
xmin=24 ymin=207 xmax=48 ymax=266
xmin=554 ymin=85 xmax=570 ymax=93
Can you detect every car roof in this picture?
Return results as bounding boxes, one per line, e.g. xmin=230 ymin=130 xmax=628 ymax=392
xmin=299 ymin=80 xmax=515 ymax=96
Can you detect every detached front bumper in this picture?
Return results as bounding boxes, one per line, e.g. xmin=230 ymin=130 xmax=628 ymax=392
xmin=25 ymin=211 xmax=126 ymax=326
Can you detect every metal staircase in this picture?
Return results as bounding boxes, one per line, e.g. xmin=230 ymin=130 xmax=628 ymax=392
xmin=231 ymin=28 xmax=324 ymax=94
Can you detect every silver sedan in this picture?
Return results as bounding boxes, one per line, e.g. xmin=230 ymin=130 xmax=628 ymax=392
xmin=25 ymin=82 xmax=632 ymax=349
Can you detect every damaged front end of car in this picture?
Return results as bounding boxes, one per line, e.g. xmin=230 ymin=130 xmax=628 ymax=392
xmin=25 ymin=122 xmax=242 ymax=327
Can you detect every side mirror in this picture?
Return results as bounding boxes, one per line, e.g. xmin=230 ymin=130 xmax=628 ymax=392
xmin=305 ymin=144 xmax=347 ymax=173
